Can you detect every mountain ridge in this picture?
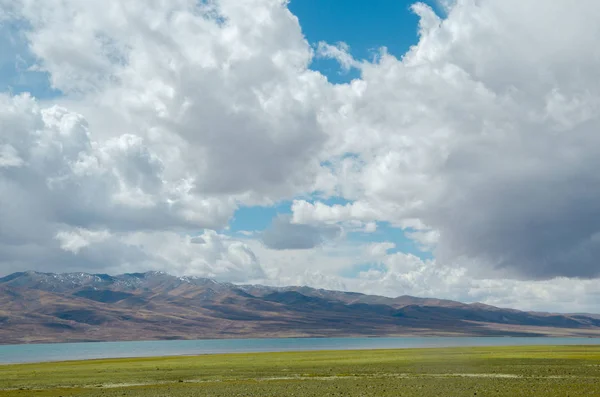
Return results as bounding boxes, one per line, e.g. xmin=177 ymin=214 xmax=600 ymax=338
xmin=1 ymin=270 xmax=600 ymax=344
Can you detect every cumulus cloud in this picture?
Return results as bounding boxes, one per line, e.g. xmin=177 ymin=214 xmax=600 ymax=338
xmin=55 ymin=228 xmax=111 ymax=254
xmin=0 ymin=93 xmax=234 ymax=234
xmin=122 ymin=230 xmax=266 ymax=282
xmin=14 ymin=0 xmax=328 ymax=200
xmin=0 ymin=0 xmax=325 ymax=280
xmin=0 ymin=93 xmax=247 ymax=278
xmin=68 ymin=229 xmax=265 ymax=282
xmin=291 ymin=199 xmax=379 ymax=225
xmin=317 ymin=0 xmax=600 ymax=280
xmin=316 ymin=41 xmax=360 ymax=71
xmin=0 ymin=144 xmax=24 ymax=167
xmin=261 ymin=215 xmax=342 ymax=250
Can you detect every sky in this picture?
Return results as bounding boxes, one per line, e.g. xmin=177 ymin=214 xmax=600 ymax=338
xmin=1 ymin=0 xmax=600 ymax=313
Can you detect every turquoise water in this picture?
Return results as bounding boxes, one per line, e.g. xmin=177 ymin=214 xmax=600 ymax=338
xmin=1 ymin=337 xmax=600 ymax=364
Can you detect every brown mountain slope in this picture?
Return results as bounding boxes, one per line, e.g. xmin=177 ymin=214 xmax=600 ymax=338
xmin=1 ymin=271 xmax=600 ymax=344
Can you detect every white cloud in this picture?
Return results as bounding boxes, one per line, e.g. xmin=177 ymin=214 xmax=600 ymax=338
xmin=0 ymin=144 xmax=24 ymax=168
xmin=318 ymin=0 xmax=600 ymax=279
xmin=122 ymin=230 xmax=266 ymax=282
xmin=291 ymin=199 xmax=380 ymax=225
xmin=15 ymin=0 xmax=329 ymax=200
xmin=246 ymin=238 xmax=369 ymax=280
xmin=262 ymin=214 xmax=342 ymax=250
xmin=406 ymin=229 xmax=439 ymax=251
xmin=363 ymin=221 xmax=377 ymax=233
xmin=61 ymin=228 xmax=266 ymax=282
xmin=0 ymin=94 xmax=234 ymax=233
xmin=316 ymin=41 xmax=360 ymax=71
xmin=365 ymin=242 xmax=396 ymax=257
xmin=0 ymin=0 xmax=327 ymax=281
xmin=55 ymin=228 xmax=110 ymax=254
xmin=435 ymin=0 xmax=456 ymax=13
xmin=0 ymin=93 xmax=237 ymax=276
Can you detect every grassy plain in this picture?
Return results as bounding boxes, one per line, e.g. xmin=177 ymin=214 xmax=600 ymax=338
xmin=1 ymin=345 xmax=600 ymax=396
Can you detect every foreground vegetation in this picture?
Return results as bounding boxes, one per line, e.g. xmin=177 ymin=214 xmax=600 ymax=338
xmin=1 ymin=345 xmax=600 ymax=396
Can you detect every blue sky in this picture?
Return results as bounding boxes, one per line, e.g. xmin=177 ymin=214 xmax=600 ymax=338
xmin=0 ymin=22 xmax=59 ymax=99
xmin=289 ymin=0 xmax=441 ymax=83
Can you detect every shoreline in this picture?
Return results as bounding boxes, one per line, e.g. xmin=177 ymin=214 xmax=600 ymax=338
xmin=3 ymin=336 xmax=600 ymax=365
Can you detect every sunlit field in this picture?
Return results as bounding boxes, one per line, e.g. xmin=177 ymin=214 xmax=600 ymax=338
xmin=2 ymin=345 xmax=600 ymax=396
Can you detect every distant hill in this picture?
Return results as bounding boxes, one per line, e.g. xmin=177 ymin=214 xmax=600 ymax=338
xmin=1 ymin=271 xmax=599 ymax=344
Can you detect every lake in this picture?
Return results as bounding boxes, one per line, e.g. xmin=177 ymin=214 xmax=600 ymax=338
xmin=2 ymin=337 xmax=600 ymax=364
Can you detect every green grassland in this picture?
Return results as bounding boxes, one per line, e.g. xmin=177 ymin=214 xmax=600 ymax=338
xmin=2 ymin=345 xmax=600 ymax=396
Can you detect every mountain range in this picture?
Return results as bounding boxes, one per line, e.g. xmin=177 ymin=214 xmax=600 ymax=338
xmin=1 ymin=271 xmax=600 ymax=344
